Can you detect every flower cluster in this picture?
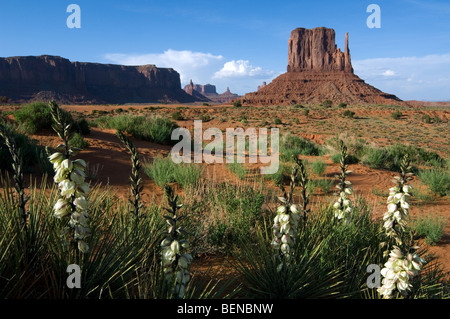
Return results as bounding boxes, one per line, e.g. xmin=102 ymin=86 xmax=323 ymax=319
xmin=161 ymin=238 xmax=193 ymax=298
xmin=377 ymin=246 xmax=425 ymax=299
xmin=272 ymin=200 xmax=300 ymax=258
xmin=333 ymin=140 xmax=353 ymax=222
xmin=161 ymin=185 xmax=192 ymax=299
xmin=333 ymin=186 xmax=353 ymax=220
xmin=383 ymin=184 xmax=411 ymax=243
xmin=50 ymin=152 xmax=91 ymax=253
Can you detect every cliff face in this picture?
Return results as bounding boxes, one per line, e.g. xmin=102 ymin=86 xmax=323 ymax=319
xmin=0 ymin=55 xmax=198 ymax=104
xmin=243 ymin=27 xmax=405 ymax=106
xmin=288 ymin=27 xmax=352 ymax=73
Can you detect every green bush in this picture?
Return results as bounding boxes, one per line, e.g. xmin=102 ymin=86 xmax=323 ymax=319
xmin=0 ymin=120 xmax=51 ymax=174
xmin=69 ymin=132 xmax=89 ymax=149
xmin=391 ymin=110 xmax=402 ymax=120
xmin=422 ymin=114 xmax=432 ymax=124
xmin=331 ymin=153 xmax=359 ymax=165
xmin=338 ymin=103 xmax=347 ymax=108
xmin=280 ymin=134 xmax=320 ymax=161
xmin=233 ymin=100 xmax=242 ymax=108
xmin=410 ymin=215 xmax=447 ymax=245
xmin=418 ymin=169 xmax=450 ymax=196
xmin=143 ymin=156 xmax=203 ymax=189
xmin=227 ymin=162 xmax=247 ymax=180
xmin=14 ymin=102 xmax=53 ymax=134
xmin=322 ymin=99 xmax=333 ymax=108
xmin=94 ymin=115 xmax=178 ymax=145
xmin=343 ymin=110 xmax=355 ymax=118
xmin=310 ymin=160 xmax=327 ymax=176
xmin=171 ymin=111 xmax=184 ymax=121
xmin=274 ymin=118 xmax=282 ymax=125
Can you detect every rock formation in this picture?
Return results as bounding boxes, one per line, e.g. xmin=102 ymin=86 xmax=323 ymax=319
xmin=184 ymin=80 xmax=240 ymax=103
xmin=0 ymin=55 xmax=200 ymax=104
xmin=242 ymin=27 xmax=405 ymax=106
xmin=257 ymin=82 xmax=267 ymax=91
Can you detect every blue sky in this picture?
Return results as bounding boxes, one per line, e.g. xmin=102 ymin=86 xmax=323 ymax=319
xmin=1 ymin=0 xmax=449 ymax=100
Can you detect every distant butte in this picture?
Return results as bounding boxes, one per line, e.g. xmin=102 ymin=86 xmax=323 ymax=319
xmin=183 ymin=80 xmax=240 ymax=103
xmin=242 ymin=27 xmax=406 ymax=106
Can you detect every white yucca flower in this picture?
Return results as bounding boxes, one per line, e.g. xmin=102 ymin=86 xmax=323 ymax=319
xmin=382 ymin=184 xmax=411 ymax=243
xmin=333 ymin=187 xmax=353 ymax=221
xmin=50 ymin=152 xmax=91 ymax=253
xmin=272 ymin=200 xmax=300 ymax=259
xmin=378 ymin=246 xmax=425 ymax=299
xmin=161 ymin=238 xmax=193 ymax=298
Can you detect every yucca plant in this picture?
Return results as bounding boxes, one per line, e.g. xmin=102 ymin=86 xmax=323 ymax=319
xmin=116 ymin=130 xmax=143 ymax=220
xmin=332 ymin=140 xmax=354 ymax=222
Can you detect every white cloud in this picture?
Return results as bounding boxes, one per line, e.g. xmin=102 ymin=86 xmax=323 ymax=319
xmin=382 ymin=69 xmax=396 ymax=77
xmin=104 ymin=49 xmax=224 ymax=84
xmin=353 ymin=54 xmax=450 ymax=101
xmin=213 ymin=60 xmax=273 ymax=78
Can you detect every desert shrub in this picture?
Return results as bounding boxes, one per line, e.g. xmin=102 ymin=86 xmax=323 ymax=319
xmin=233 ymin=100 xmax=242 ymax=108
xmin=310 ymin=160 xmax=326 ymax=176
xmin=0 ymin=120 xmax=50 ymax=174
xmin=94 ymin=115 xmax=178 ymax=145
xmin=362 ymin=144 xmax=443 ymax=173
xmin=391 ymin=110 xmax=402 ymax=120
xmin=303 ymin=109 xmax=310 ymax=117
xmin=331 ymin=153 xmax=359 ymax=165
xmin=274 ymin=118 xmax=282 ymax=125
xmin=322 ymin=99 xmax=333 ymax=108
xmin=418 ymin=169 xmax=450 ymax=196
xmin=69 ymin=132 xmax=89 ymax=149
xmin=192 ymin=183 xmax=265 ymax=255
xmin=202 ymin=103 xmax=209 ymax=106
xmin=338 ymin=102 xmax=347 ymax=108
xmin=343 ymin=110 xmax=355 ymax=118
xmin=422 ymin=114 xmax=432 ymax=124
xmin=312 ymin=178 xmax=333 ymax=194
xmin=280 ymin=134 xmax=320 ymax=161
xmin=227 ymin=162 xmax=247 ymax=180
xmin=14 ymin=102 xmax=53 ymax=134
xmin=293 ymin=104 xmax=304 ymax=109
xmin=143 ymin=156 xmax=202 ymax=189
xmin=410 ymin=215 xmax=447 ymax=245
xmin=171 ymin=111 xmax=184 ymax=121
xmin=14 ymin=102 xmax=90 ymax=136
xmin=199 ymin=114 xmax=211 ymax=122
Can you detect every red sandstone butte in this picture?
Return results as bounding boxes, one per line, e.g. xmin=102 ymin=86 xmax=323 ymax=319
xmin=242 ymin=27 xmax=406 ymax=106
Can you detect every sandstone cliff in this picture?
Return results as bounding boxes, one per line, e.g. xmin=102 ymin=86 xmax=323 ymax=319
xmin=242 ymin=27 xmax=405 ymax=106
xmin=0 ymin=55 xmax=198 ymax=104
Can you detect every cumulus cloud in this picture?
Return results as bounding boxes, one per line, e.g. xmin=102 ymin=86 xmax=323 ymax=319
xmin=104 ymin=49 xmax=224 ymax=84
xmin=353 ymin=54 xmax=450 ymax=101
xmin=213 ymin=60 xmax=274 ymax=78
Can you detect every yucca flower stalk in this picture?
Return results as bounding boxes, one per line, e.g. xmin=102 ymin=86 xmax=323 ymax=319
xmin=272 ymin=158 xmax=302 ymax=262
xmin=381 ymin=155 xmax=414 ymax=249
xmin=378 ymin=155 xmax=426 ymax=299
xmin=333 ymin=140 xmax=353 ymax=222
xmin=48 ymin=101 xmax=91 ymax=253
xmin=294 ymin=157 xmax=310 ymax=224
xmin=161 ymin=184 xmax=192 ymax=299
xmin=116 ymin=130 xmax=143 ymax=220
xmin=0 ymin=123 xmax=29 ymax=230
xmin=377 ymin=245 xmax=425 ymax=299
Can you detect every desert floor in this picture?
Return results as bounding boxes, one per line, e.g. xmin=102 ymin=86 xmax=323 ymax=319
xmin=4 ymin=102 xmax=449 ymax=277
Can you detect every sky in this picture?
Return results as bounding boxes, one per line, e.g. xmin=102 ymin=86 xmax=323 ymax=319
xmin=1 ymin=0 xmax=449 ymax=101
